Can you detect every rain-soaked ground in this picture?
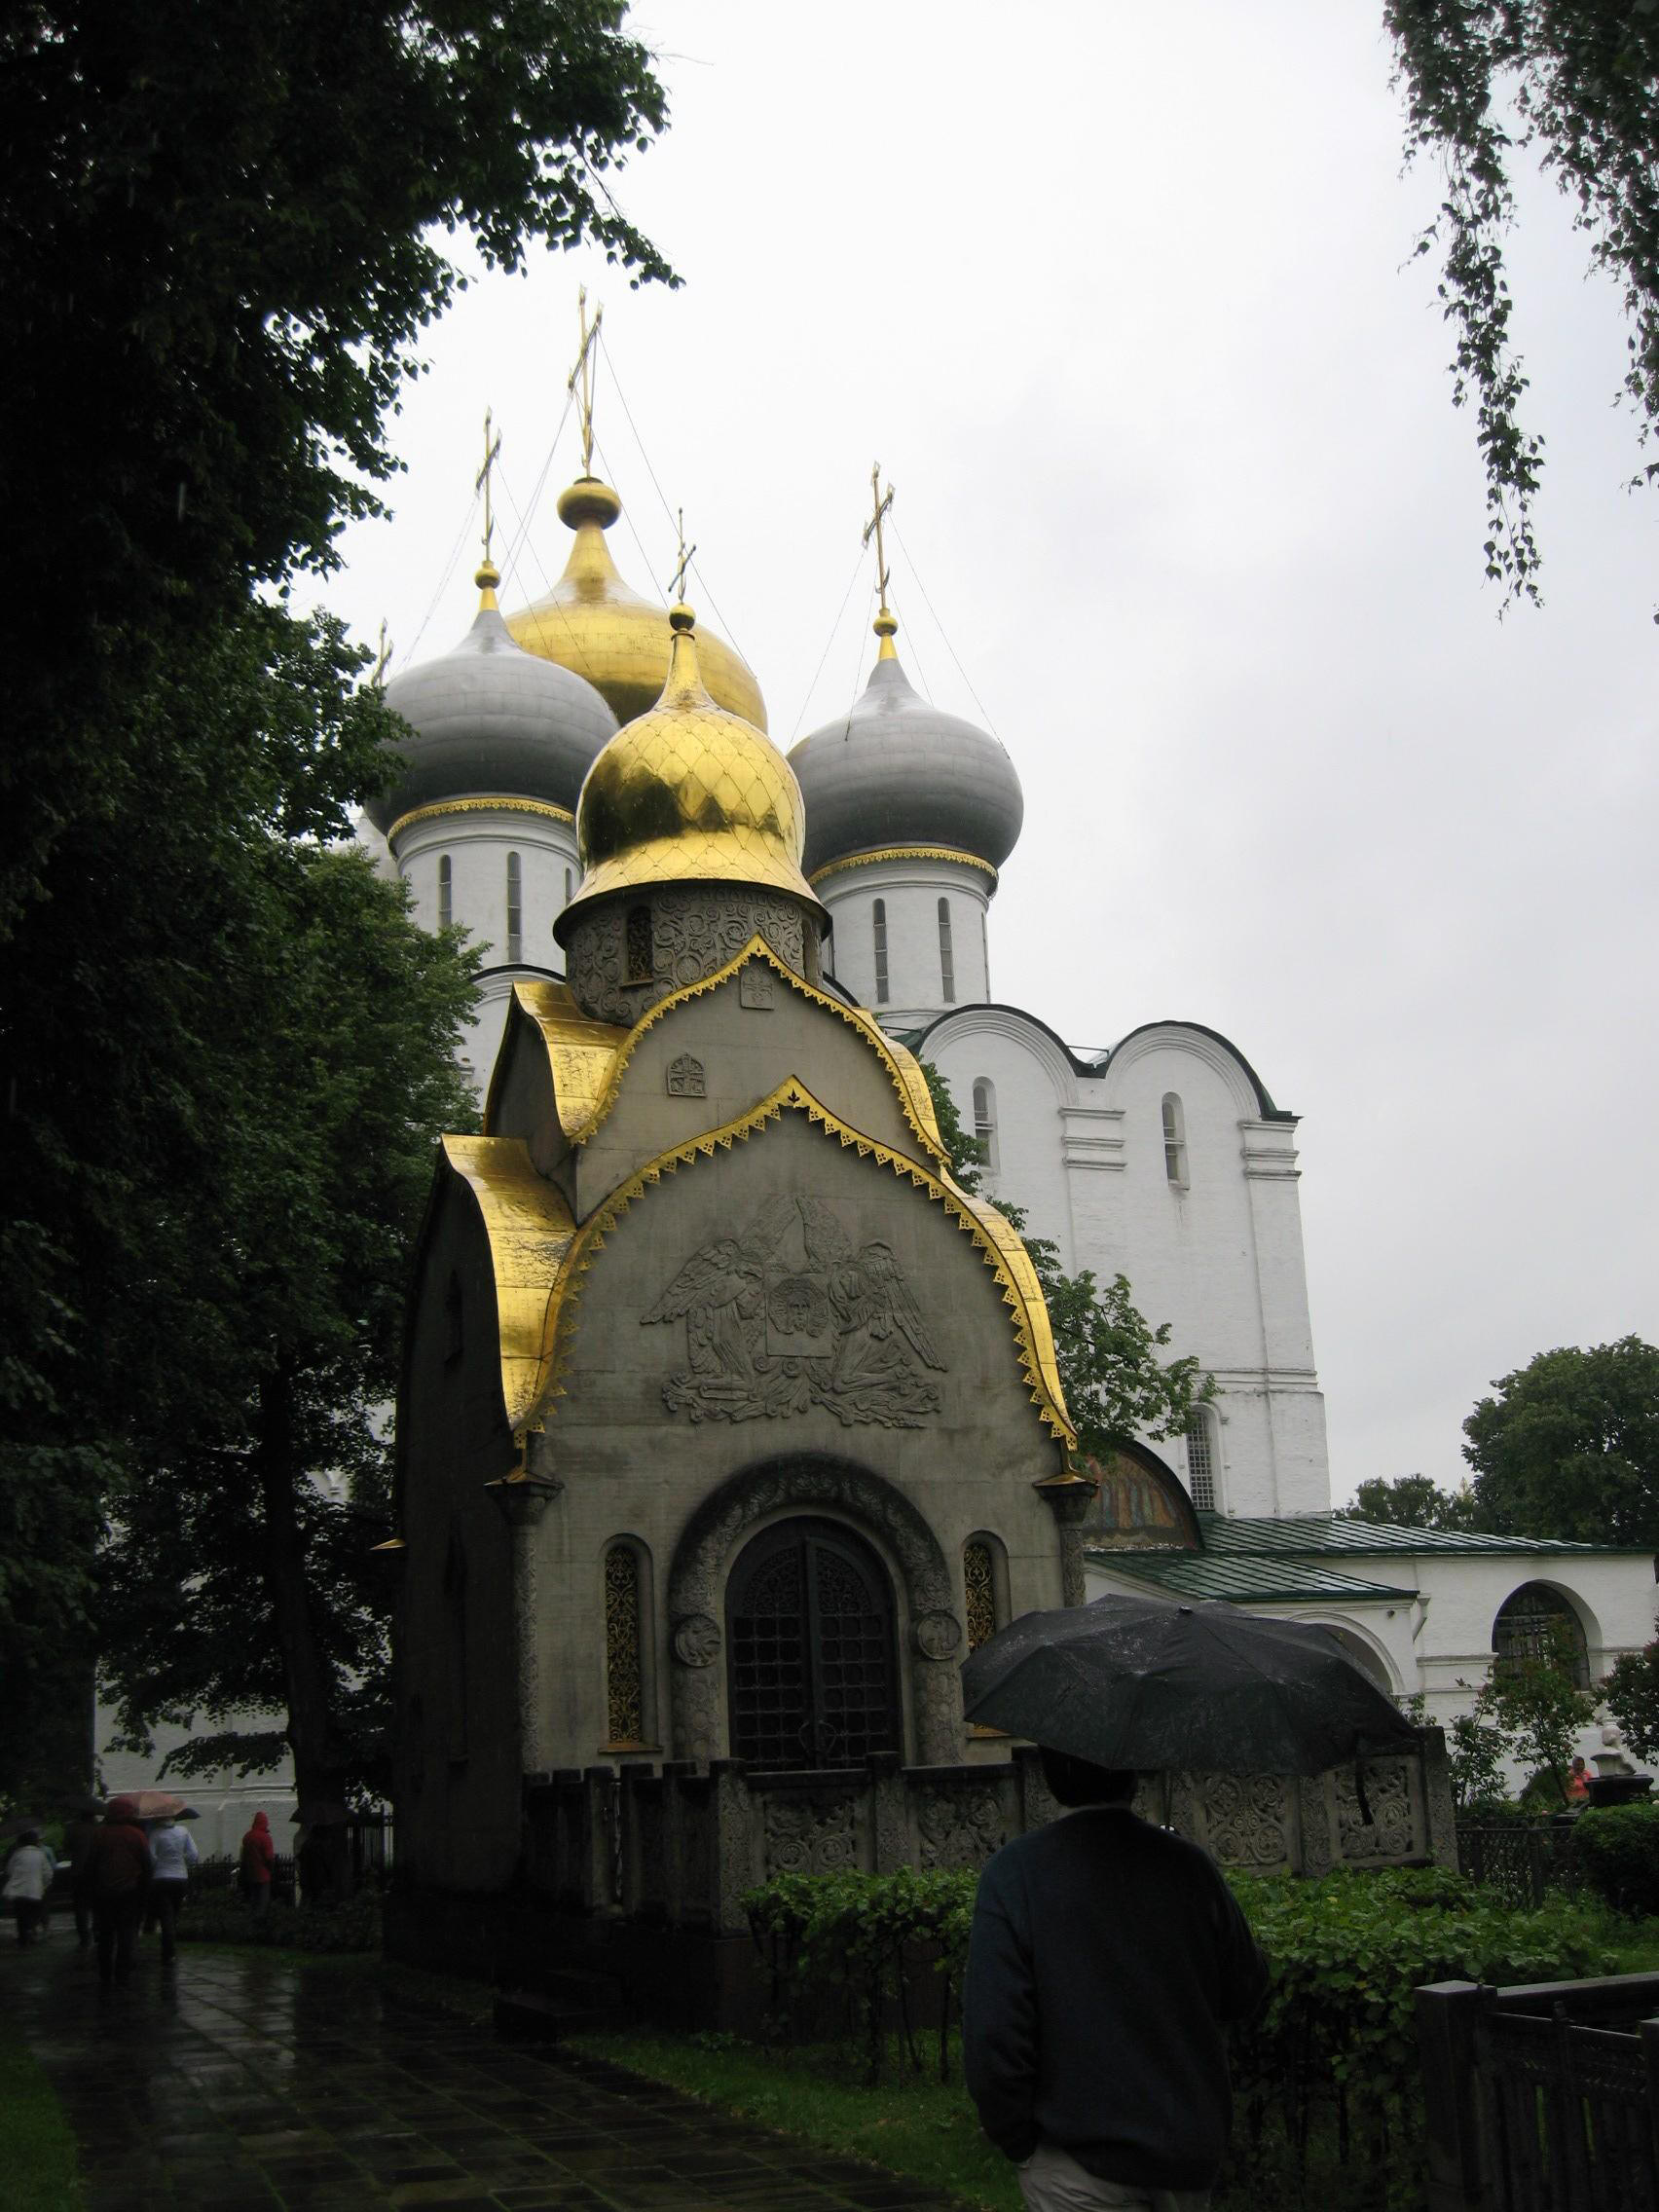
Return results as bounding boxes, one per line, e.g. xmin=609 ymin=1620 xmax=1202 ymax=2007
xmin=4 ymin=1931 xmax=962 ymax=2210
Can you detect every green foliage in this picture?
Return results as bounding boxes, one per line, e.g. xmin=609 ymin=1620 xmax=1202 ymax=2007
xmin=1446 ymin=1707 xmax=1514 ymax=1812
xmin=1460 ymin=1624 xmax=1598 ymax=1808
xmin=918 ymin=1062 xmax=1209 ymax=1453
xmin=1572 ymin=1804 xmax=1659 ymax=1916
xmin=1346 ymin=1475 xmax=1476 ymax=1531
xmin=1386 ymin=3 xmax=1659 ymax=610
xmin=0 ymin=2025 xmax=82 ymax=2212
xmin=1604 ymin=1640 xmax=1659 ymax=1765
xmin=177 ymin=1889 xmax=382 ymax=1953
xmin=1462 ymin=1337 xmax=1659 ymax=1548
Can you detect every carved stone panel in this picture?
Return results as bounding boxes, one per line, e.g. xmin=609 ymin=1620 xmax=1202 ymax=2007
xmin=763 ymin=1791 xmax=859 ymax=1877
xmin=565 ymin=891 xmax=808 ymax=1024
xmin=917 ymin=1784 xmax=1006 ymax=1871
xmin=912 ymin=1610 xmax=963 ymax=1661
xmin=671 ymin=1612 xmax=721 ymax=1669
xmin=1200 ymin=1773 xmax=1292 ymax=1870
xmin=739 ymin=962 xmax=775 ymax=1009
xmin=643 ymin=1196 xmax=945 ymax=1428
xmin=1336 ymin=1759 xmax=1416 ymax=1862
xmin=666 ymin=1053 xmax=706 ymax=1098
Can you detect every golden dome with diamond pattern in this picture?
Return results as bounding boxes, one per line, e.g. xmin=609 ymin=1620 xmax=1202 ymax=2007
xmin=556 ymin=603 xmax=821 ymax=936
xmin=504 ymin=477 xmax=768 ymax=731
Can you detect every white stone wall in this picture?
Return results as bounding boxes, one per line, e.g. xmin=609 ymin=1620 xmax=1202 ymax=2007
xmin=819 ymin=856 xmax=993 ymax=1027
xmin=390 ymin=806 xmax=580 ymax=1096
xmin=924 ymin=1009 xmax=1330 ymax=1520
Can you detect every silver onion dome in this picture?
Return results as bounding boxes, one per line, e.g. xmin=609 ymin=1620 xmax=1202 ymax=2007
xmin=363 ymin=569 xmax=619 ymax=836
xmin=788 ymin=616 xmax=1023 ymax=878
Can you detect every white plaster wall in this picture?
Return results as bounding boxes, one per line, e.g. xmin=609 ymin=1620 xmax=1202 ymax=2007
xmin=93 ymin=1701 xmax=298 ymax=1860
xmin=820 ymin=857 xmax=992 ymax=1027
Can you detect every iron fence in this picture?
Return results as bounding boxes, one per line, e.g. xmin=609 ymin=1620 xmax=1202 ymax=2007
xmin=1456 ymin=1821 xmax=1582 ymax=1909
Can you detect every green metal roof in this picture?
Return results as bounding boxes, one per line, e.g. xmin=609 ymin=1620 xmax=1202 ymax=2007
xmin=1196 ymin=1513 xmax=1633 ymax=1560
xmin=1086 ymin=1549 xmax=1417 ymax=1604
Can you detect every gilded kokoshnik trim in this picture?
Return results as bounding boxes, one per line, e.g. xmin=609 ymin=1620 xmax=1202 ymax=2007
xmin=534 ymin=1076 xmax=1075 ymax=1450
xmin=493 ymin=937 xmax=953 ymax=1170
xmin=808 ymin=845 xmax=999 ymax=890
xmin=439 ymin=1135 xmax=575 ymax=1432
xmin=387 ymin=794 xmax=575 ymax=844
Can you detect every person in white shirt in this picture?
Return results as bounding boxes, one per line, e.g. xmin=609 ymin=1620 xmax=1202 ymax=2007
xmin=3 ymin=1829 xmax=56 ymax=1945
xmin=148 ymin=1817 xmax=200 ymax=1960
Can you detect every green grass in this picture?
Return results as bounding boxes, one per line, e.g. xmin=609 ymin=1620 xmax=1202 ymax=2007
xmin=568 ymin=2031 xmax=1023 ymax=2211
xmin=0 ymin=2026 xmax=81 ymax=2212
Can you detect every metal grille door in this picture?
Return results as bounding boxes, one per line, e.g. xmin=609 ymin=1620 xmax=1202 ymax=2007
xmin=727 ymin=1518 xmax=899 ymax=1769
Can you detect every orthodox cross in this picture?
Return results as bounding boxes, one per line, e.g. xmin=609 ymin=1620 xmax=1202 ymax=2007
xmin=567 ymin=286 xmax=605 ymax=474
xmin=372 ymin=618 xmax=392 ymax=685
xmin=668 ymin=507 xmax=697 ymax=603
xmin=474 ymin=405 xmax=503 ymax=567
xmin=864 ymin=461 xmax=896 ymax=613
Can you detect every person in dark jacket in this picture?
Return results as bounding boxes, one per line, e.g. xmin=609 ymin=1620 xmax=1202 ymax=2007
xmin=964 ymin=1751 xmax=1269 ymax=2210
xmin=87 ymin=1797 xmax=154 ymax=1985
xmin=239 ymin=1811 xmax=275 ymax=1914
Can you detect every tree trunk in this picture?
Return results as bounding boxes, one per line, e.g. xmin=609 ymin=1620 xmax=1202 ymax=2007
xmin=256 ymin=1357 xmax=352 ymax=1899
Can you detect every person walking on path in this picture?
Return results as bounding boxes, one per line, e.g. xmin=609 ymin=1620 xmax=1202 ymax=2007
xmin=3 ymin=1828 xmax=56 ymax=1945
xmin=62 ymin=1807 xmax=99 ymax=1949
xmin=148 ymin=1815 xmax=199 ymax=1959
xmin=964 ymin=1752 xmax=1269 ymax=2212
xmin=88 ymin=1797 xmax=153 ymax=1985
xmin=239 ymin=1811 xmax=275 ymax=1915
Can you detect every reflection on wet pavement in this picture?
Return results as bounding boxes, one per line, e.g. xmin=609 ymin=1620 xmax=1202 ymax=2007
xmin=6 ymin=1936 xmax=963 ymax=2210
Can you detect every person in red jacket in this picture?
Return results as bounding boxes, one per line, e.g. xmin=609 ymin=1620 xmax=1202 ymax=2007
xmin=239 ymin=1811 xmax=276 ymax=1915
xmin=87 ymin=1797 xmax=154 ymax=1985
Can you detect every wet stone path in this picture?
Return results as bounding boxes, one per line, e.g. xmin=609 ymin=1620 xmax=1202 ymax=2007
xmin=5 ymin=1936 xmax=965 ymax=2211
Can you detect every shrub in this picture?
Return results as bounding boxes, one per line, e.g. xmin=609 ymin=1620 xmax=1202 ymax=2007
xmin=1573 ymin=1805 xmax=1659 ymax=1915
xmin=176 ymin=1889 xmax=381 ymax=1953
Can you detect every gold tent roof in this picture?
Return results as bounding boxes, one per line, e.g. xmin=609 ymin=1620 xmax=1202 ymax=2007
xmin=558 ymin=605 xmax=820 ymax=930
xmin=505 ymin=477 xmax=768 ymax=732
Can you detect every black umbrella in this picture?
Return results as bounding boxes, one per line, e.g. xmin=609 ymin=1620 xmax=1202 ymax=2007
xmin=961 ymin=1590 xmax=1419 ymax=1777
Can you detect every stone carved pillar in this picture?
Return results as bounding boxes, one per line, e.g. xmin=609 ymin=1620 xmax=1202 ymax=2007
xmin=710 ymin=1758 xmax=753 ymax=1935
xmin=910 ymin=1608 xmax=965 ymax=1765
xmin=669 ymin=1610 xmax=723 ymax=1763
xmin=487 ymin=1468 xmax=562 ymax=1780
xmin=1032 ymin=1471 xmax=1099 ymax=1608
xmin=867 ymin=1751 xmax=909 ymax=1873
xmin=1014 ymin=1744 xmax=1062 ymax=1835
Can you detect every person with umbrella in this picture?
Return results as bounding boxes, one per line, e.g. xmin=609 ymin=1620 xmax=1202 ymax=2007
xmin=961 ymin=1591 xmax=1419 ymax=2209
xmin=147 ymin=1809 xmax=199 ymax=1961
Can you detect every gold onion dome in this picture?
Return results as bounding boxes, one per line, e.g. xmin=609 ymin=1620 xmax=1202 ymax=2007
xmin=557 ymin=604 xmax=821 ymax=938
xmin=364 ymin=562 xmax=618 ymax=835
xmin=505 ymin=477 xmax=768 ymax=731
xmin=787 ymin=609 xmax=1023 ymax=878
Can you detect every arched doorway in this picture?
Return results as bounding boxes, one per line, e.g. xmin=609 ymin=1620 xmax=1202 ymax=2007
xmin=1493 ymin=1583 xmax=1591 ymax=1689
xmin=726 ymin=1517 xmax=900 ymax=1769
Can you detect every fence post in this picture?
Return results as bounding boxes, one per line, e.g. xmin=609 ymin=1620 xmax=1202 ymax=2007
xmin=1641 ymin=2019 xmax=1659 ymax=2178
xmin=1417 ymin=1980 xmax=1490 ymax=2211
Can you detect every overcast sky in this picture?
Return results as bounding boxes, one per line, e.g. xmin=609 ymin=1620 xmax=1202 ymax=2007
xmin=318 ymin=4 xmax=1657 ymax=1504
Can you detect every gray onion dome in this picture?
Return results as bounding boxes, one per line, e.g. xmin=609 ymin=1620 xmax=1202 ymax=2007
xmin=363 ymin=568 xmax=619 ymax=836
xmin=787 ymin=614 xmax=1023 ymax=878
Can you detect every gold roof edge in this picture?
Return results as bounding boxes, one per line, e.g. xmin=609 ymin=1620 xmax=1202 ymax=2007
xmin=808 ymin=844 xmax=999 ymax=889
xmin=439 ymin=1134 xmax=577 ymax=1433
xmin=532 ymin=1076 xmax=1074 ymax=1449
xmin=484 ymin=980 xmax=630 ymax=1144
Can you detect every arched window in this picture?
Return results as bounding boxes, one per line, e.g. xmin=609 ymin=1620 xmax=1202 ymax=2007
xmin=1185 ymin=1405 xmax=1218 ymax=1512
xmin=727 ymin=1517 xmax=899 ymax=1769
xmin=872 ymin=900 xmax=890 ymax=1005
xmin=604 ymin=1541 xmax=647 ymax=1748
xmin=443 ymin=1533 xmax=467 ymax=1761
xmin=938 ymin=898 xmax=956 ymax=1003
xmin=564 ymin=866 xmax=574 ymax=906
xmin=1161 ymin=1093 xmax=1188 ymax=1187
xmin=1493 ymin=1584 xmax=1591 ymax=1690
xmin=625 ymin=903 xmax=653 ymax=984
xmin=973 ymin=1078 xmax=999 ymax=1174
xmin=505 ymin=851 xmax=522 ymax=963
xmin=963 ymin=1534 xmax=1008 ymax=1654
xmin=437 ymin=852 xmax=453 ymax=931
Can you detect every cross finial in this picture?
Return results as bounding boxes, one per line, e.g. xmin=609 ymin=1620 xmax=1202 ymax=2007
xmin=372 ymin=618 xmax=392 ymax=686
xmin=474 ymin=405 xmax=503 ymax=566
xmin=863 ymin=461 xmax=896 ymax=616
xmin=668 ymin=506 xmax=697 ymax=605
xmin=567 ymin=286 xmax=605 ymax=475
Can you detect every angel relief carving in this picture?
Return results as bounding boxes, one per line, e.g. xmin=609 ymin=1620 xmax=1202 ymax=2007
xmin=643 ymin=1197 xmax=946 ymax=1427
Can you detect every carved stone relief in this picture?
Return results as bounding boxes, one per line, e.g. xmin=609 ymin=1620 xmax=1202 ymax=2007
xmin=763 ymin=1792 xmax=858 ymax=1876
xmin=1336 ymin=1760 xmax=1416 ymax=1861
xmin=666 ymin=1053 xmax=707 ymax=1098
xmin=917 ymin=1785 xmax=1006 ymax=1871
xmin=644 ymin=1197 xmax=945 ymax=1429
xmin=671 ymin=1612 xmax=721 ymax=1669
xmin=565 ymin=891 xmax=809 ymax=1024
xmin=739 ymin=963 xmax=775 ymax=1009
xmin=912 ymin=1610 xmax=963 ymax=1661
xmin=1201 ymin=1774 xmax=1291 ymax=1869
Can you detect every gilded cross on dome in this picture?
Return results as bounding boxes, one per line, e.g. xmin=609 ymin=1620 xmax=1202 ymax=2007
xmin=566 ymin=286 xmax=605 ymax=475
xmin=668 ymin=507 xmax=697 ymax=606
xmin=474 ymin=405 xmax=503 ymax=571
xmin=863 ymin=461 xmax=899 ymax=658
